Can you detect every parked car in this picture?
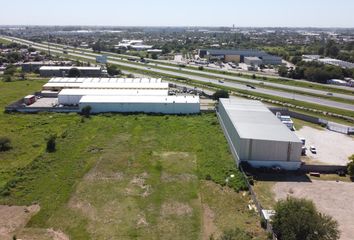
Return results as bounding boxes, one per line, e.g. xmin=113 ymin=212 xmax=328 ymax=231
xmin=310 ymin=146 xmax=317 ymax=154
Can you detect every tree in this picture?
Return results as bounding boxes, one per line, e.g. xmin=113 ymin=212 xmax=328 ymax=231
xmin=81 ymin=105 xmax=92 ymax=118
xmin=212 ymin=90 xmax=229 ymax=100
xmin=278 ymin=65 xmax=288 ymax=77
xmin=252 ymin=74 xmax=256 ymax=79
xmin=106 ymin=64 xmax=121 ymax=76
xmin=68 ymin=68 xmax=81 ymax=77
xmin=272 ymin=197 xmax=340 ymax=240
xmin=347 ymin=154 xmax=354 ymax=178
xmin=198 ymin=66 xmax=204 ymax=71
xmin=0 ymin=137 xmax=11 ymax=152
xmin=151 ymin=53 xmax=158 ymax=60
xmin=4 ymin=65 xmax=16 ymax=76
xmin=46 ymin=134 xmax=57 ymax=152
xmin=3 ymin=75 xmax=12 ymax=82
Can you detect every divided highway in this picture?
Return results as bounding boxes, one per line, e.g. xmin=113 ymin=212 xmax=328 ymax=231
xmin=2 ymin=36 xmax=354 ymax=112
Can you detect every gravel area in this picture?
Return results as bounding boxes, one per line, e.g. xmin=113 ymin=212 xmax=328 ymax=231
xmin=295 ymin=126 xmax=354 ymax=165
xmin=273 ymin=180 xmax=354 ymax=240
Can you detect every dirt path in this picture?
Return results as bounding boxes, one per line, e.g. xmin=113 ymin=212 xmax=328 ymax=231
xmin=202 ymin=203 xmax=218 ymax=240
xmin=0 ymin=205 xmax=40 ymax=240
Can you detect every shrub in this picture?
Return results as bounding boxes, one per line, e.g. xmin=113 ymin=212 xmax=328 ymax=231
xmin=219 ymin=228 xmax=252 ymax=240
xmin=347 ymin=154 xmax=354 ymax=177
xmin=3 ymin=75 xmax=12 ymax=82
xmin=212 ymin=90 xmax=229 ymax=100
xmin=0 ymin=137 xmax=12 ymax=151
xmin=46 ymin=134 xmax=57 ymax=152
xmin=198 ymin=66 xmax=204 ymax=71
xmin=81 ymin=105 xmax=92 ymax=118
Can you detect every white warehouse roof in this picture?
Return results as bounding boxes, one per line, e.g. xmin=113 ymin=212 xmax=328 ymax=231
xmin=79 ymin=95 xmax=200 ymax=104
xmin=219 ymin=99 xmax=301 ymax=143
xmin=48 ymin=77 xmax=162 ymax=84
xmin=79 ymin=82 xmax=169 ymax=89
xmin=58 ymin=88 xmax=169 ymax=96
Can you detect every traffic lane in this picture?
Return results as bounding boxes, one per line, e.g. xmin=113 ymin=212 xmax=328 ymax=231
xmin=11 ymin=37 xmax=354 ymax=100
xmin=6 ymin=37 xmax=354 ymax=112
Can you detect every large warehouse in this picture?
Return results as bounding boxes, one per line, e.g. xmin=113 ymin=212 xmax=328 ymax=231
xmin=217 ymin=99 xmax=302 ymax=170
xmin=198 ymin=49 xmax=282 ymax=65
xmin=79 ymin=95 xmax=200 ymax=114
xmin=42 ymin=78 xmax=168 ymax=91
xmin=58 ymin=89 xmax=169 ymax=105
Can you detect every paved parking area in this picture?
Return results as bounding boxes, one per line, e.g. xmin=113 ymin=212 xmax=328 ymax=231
xmin=295 ymin=126 xmax=354 ymax=165
xmin=28 ymin=98 xmax=58 ymax=108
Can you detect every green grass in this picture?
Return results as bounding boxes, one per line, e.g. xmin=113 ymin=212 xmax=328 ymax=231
xmin=0 ymin=80 xmax=265 ymax=239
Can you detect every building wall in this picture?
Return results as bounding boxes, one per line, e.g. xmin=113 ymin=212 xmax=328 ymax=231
xmin=79 ymin=102 xmax=200 ymax=114
xmin=224 ymin=55 xmax=241 ymax=63
xmin=217 ymin=101 xmax=302 ymax=170
xmin=244 ymin=57 xmax=263 ymax=66
xmin=40 ymin=69 xmax=102 ymax=77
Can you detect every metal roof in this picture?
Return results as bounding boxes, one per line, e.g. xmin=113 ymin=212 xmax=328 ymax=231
xmin=40 ymin=66 xmax=101 ymax=71
xmin=58 ymin=88 xmax=168 ymax=96
xmin=219 ymin=98 xmax=301 ymax=143
xmin=48 ymin=77 xmax=162 ymax=84
xmin=79 ymin=82 xmax=169 ymax=89
xmin=80 ymin=95 xmax=200 ymax=104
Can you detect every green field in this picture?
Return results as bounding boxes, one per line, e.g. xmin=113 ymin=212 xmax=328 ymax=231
xmin=0 ymin=79 xmax=266 ymax=239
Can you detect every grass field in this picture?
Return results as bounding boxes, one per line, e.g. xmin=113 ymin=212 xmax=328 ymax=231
xmin=0 ymin=79 xmax=266 ymax=239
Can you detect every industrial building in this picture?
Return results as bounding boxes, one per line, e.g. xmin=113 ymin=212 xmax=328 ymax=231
xmin=217 ymin=99 xmax=302 ymax=170
xmin=58 ymin=89 xmax=169 ymax=105
xmin=79 ymin=95 xmax=200 ymax=114
xmin=21 ymin=61 xmax=72 ymax=72
xmin=42 ymin=78 xmax=168 ymax=91
xmin=244 ymin=57 xmax=263 ymax=66
xmin=198 ymin=49 xmax=282 ymax=65
xmin=39 ymin=66 xmax=102 ymax=77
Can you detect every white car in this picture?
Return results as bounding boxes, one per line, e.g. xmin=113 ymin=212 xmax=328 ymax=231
xmin=310 ymin=146 xmax=317 ymax=154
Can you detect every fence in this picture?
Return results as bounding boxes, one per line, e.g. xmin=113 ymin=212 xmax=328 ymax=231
xmin=269 ymin=107 xmax=354 ymax=135
xmin=239 ymin=165 xmax=278 ymax=240
xmin=327 ymin=122 xmax=354 ymax=135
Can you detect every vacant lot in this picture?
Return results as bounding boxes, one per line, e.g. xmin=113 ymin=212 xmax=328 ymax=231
xmin=274 ymin=180 xmax=354 ymax=240
xmin=295 ymin=126 xmax=354 ymax=165
xmin=0 ymin=80 xmax=266 ymax=239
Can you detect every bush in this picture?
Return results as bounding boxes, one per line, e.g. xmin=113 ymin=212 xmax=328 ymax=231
xmin=218 ymin=228 xmax=252 ymax=240
xmin=198 ymin=66 xmax=204 ymax=71
xmin=3 ymin=75 xmax=12 ymax=82
xmin=68 ymin=67 xmax=81 ymax=77
xmin=81 ymin=105 xmax=92 ymax=118
xmin=212 ymin=90 xmax=229 ymax=100
xmin=0 ymin=137 xmax=12 ymax=151
xmin=272 ymin=197 xmax=340 ymax=240
xmin=46 ymin=134 xmax=57 ymax=152
xmin=347 ymin=154 xmax=354 ymax=177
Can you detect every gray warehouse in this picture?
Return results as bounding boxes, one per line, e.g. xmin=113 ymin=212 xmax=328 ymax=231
xmin=217 ymin=99 xmax=302 ymax=170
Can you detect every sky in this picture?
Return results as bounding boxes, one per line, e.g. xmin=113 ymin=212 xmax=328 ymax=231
xmin=0 ymin=0 xmax=353 ymax=28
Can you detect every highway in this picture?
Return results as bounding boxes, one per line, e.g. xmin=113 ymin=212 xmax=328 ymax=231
xmin=8 ymin=36 xmax=354 ymax=99
xmin=3 ymin=36 xmax=354 ymax=112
